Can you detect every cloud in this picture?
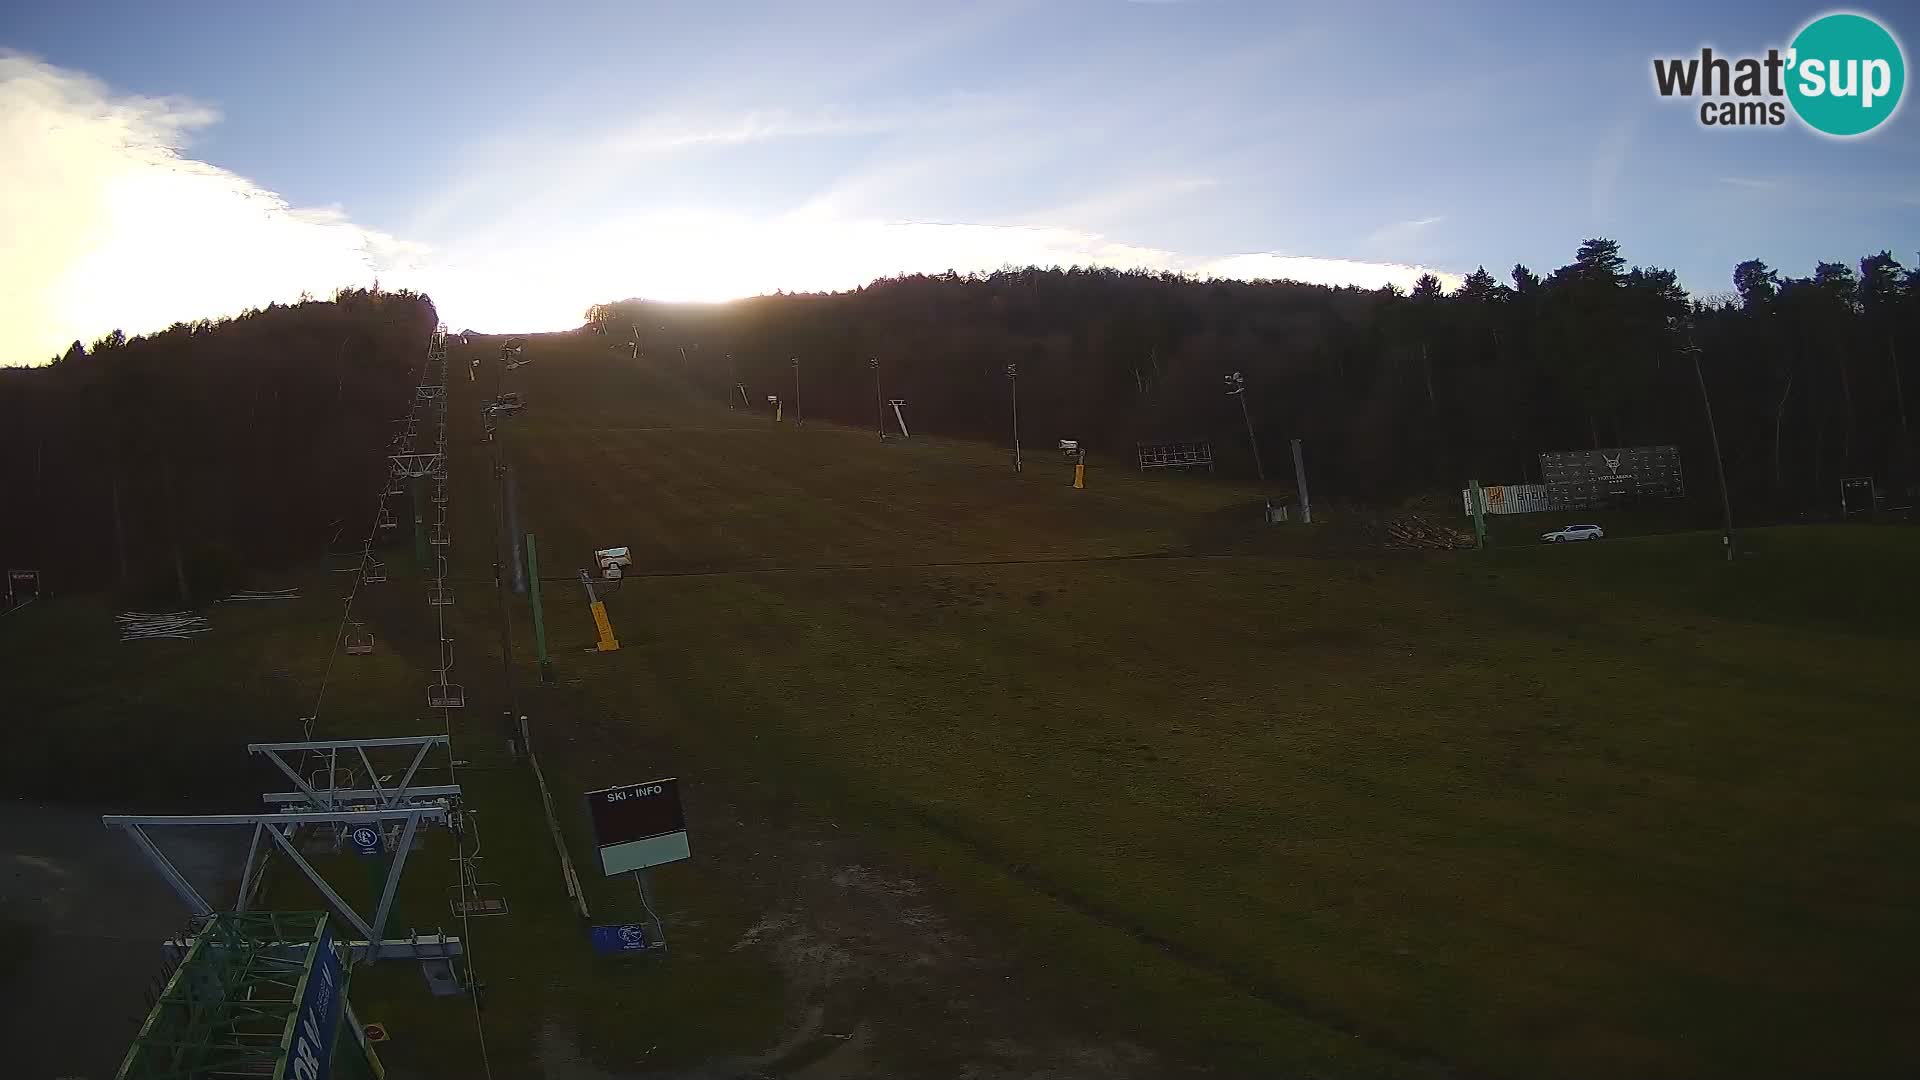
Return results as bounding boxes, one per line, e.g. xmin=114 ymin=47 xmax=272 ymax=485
xmin=0 ymin=52 xmax=408 ymax=364
xmin=1361 ymin=215 xmax=1446 ymax=252
xmin=5 ymin=54 xmax=1463 ymax=358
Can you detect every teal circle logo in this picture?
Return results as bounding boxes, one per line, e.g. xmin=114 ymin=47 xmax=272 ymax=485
xmin=1787 ymin=13 xmax=1906 ymax=136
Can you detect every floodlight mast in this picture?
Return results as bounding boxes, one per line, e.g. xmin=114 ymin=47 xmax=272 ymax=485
xmin=791 ymin=357 xmax=802 ymax=427
xmin=1684 ymin=332 xmax=1736 ymax=561
xmin=871 ymin=357 xmax=884 ymax=438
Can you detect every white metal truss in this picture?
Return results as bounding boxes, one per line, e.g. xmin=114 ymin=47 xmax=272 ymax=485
xmin=247 ymin=735 xmax=456 ymax=813
xmin=103 ymin=806 xmax=448 ymax=947
xmin=391 ymin=452 xmax=443 ymax=478
xmin=389 ymin=452 xmax=443 ymax=478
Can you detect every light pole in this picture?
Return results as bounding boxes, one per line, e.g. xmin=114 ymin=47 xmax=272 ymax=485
xmin=870 ymin=357 xmax=884 ymax=439
xmin=1224 ymin=371 xmax=1265 ymax=482
xmin=791 ymin=357 xmax=802 ymax=427
xmin=1685 ymin=335 xmax=1736 ymax=561
xmin=1006 ymin=363 xmax=1022 ymax=472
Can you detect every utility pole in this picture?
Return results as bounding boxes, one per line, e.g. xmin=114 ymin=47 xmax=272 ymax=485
xmin=727 ymin=353 xmax=737 ymax=408
xmin=791 ymin=357 xmax=802 ymax=427
xmin=871 ymin=357 xmax=884 ymax=439
xmin=1225 ymin=371 xmax=1265 ymax=482
xmin=1006 ymin=363 xmax=1022 ymax=472
xmin=1687 ymin=336 xmax=1736 ymax=561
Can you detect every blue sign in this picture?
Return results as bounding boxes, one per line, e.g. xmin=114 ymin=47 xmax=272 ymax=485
xmin=590 ymin=923 xmax=651 ymax=954
xmin=287 ymin=922 xmax=345 ymax=1080
xmin=348 ymin=825 xmax=381 ymax=858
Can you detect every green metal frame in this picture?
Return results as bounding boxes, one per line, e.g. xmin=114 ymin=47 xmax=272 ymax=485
xmin=115 ymin=911 xmax=355 ymax=1080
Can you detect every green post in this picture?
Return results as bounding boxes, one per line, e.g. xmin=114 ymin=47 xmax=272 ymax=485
xmin=1468 ymin=478 xmax=1488 ymax=550
xmin=526 ymin=533 xmax=554 ymax=685
xmin=410 ymin=477 xmax=428 ymax=567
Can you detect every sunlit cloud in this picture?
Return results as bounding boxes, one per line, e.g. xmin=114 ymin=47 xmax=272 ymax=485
xmin=0 ymin=52 xmax=410 ymax=364
xmin=4 ymin=54 xmax=1464 ymax=360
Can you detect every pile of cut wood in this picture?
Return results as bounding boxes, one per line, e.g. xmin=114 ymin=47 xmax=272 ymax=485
xmin=1384 ymin=515 xmax=1476 ymax=550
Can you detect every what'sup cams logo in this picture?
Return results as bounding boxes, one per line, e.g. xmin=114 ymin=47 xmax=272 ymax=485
xmin=1653 ymin=11 xmax=1905 ymax=136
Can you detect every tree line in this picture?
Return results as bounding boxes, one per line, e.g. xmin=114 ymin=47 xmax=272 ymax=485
xmin=590 ymin=238 xmax=1917 ymax=517
xmin=0 ymin=288 xmax=439 ymax=603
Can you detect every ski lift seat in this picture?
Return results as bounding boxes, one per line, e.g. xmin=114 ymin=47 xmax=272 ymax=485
xmin=345 ymin=626 xmax=374 ymax=655
xmin=449 ymin=884 xmax=511 ymax=917
xmin=427 ymin=683 xmax=465 ymax=709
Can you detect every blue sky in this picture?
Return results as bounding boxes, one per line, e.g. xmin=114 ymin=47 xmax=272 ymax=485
xmin=3 ymin=0 xmax=1917 ymax=359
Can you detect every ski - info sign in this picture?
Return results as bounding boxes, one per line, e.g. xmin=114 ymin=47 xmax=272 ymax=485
xmin=585 ymin=778 xmax=690 ymax=876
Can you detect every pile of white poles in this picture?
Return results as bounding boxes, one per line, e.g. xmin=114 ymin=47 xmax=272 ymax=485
xmin=223 ymin=588 xmax=300 ymax=602
xmin=118 ymin=611 xmax=211 ymax=641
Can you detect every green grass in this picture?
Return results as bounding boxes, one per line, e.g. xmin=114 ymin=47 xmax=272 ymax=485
xmin=10 ymin=331 xmax=1917 ymax=1078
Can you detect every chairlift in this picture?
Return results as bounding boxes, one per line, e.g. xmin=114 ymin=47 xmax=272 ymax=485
xmin=308 ymin=766 xmax=354 ymax=793
xmin=435 ymin=555 xmax=450 ymax=578
xmin=363 ymin=559 xmax=387 ymax=584
xmin=345 ymin=622 xmax=374 ymax=655
xmin=432 ymin=486 xmax=449 ymax=505
xmin=427 ymin=586 xmax=454 ymax=607
xmin=377 ymin=508 xmax=398 ymax=530
xmin=447 ymin=816 xmax=510 ymax=916
xmin=430 ymin=526 xmax=450 ymax=547
xmin=448 ymin=877 xmax=511 ymax=917
xmin=427 ymin=683 xmax=466 ymax=709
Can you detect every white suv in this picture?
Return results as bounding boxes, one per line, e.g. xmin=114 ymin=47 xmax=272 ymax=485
xmin=1540 ymin=524 xmax=1605 ymax=543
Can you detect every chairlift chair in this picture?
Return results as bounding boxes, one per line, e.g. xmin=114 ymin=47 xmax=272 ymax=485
xmin=448 ymin=878 xmax=511 ymax=917
xmin=430 ymin=526 xmax=450 ymax=547
xmin=345 ymin=622 xmax=374 ymax=655
xmin=427 ymin=683 xmax=466 ymax=709
xmin=446 ymin=817 xmax=511 ymax=916
xmin=427 ymin=586 xmax=454 ymax=607
xmin=363 ymin=559 xmax=387 ymax=584
xmin=308 ymin=766 xmax=355 ymax=795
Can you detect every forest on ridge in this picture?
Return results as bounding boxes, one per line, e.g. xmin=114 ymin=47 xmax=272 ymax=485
xmin=593 ymin=238 xmax=1917 ymax=515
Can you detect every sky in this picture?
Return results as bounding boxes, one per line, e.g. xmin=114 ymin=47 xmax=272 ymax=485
xmin=3 ymin=0 xmax=1917 ymax=363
